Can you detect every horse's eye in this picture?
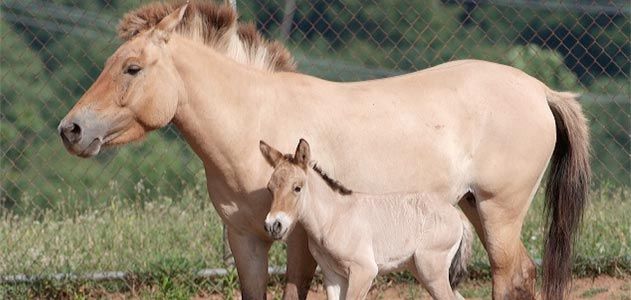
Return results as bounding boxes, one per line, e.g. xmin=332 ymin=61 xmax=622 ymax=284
xmin=124 ymin=64 xmax=142 ymax=76
xmin=294 ymin=186 xmax=302 ymax=193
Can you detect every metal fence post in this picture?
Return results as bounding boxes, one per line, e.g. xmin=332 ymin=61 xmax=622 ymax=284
xmin=222 ymin=0 xmax=237 ymax=269
xmin=222 ymin=225 xmax=234 ymax=267
xmin=281 ymin=0 xmax=296 ymax=41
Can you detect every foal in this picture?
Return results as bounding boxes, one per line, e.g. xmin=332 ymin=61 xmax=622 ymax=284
xmin=260 ymin=139 xmax=472 ymax=300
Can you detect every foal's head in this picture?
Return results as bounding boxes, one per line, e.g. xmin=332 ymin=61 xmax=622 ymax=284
xmin=259 ymin=139 xmax=312 ymax=240
xmin=58 ymin=5 xmax=189 ymax=157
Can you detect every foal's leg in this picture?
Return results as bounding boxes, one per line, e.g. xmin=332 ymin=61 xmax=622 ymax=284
xmin=345 ymin=262 xmax=378 ymax=300
xmin=227 ymin=228 xmax=272 ymax=300
xmin=413 ymin=251 xmax=457 ymax=300
xmin=321 ymin=267 xmax=347 ymax=300
xmin=283 ymin=224 xmax=318 ymax=300
xmin=476 ymin=187 xmax=538 ymax=300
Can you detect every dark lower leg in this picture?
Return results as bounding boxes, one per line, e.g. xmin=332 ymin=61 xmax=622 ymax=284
xmin=282 ymin=224 xmax=317 ymax=300
xmin=227 ymin=229 xmax=272 ymax=300
xmin=489 ymin=244 xmax=536 ymax=300
xmin=476 ymin=192 xmax=537 ymax=300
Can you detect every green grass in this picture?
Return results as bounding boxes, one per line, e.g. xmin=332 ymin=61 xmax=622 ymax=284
xmin=580 ymin=287 xmax=608 ymax=298
xmin=1 ymin=195 xmax=224 ymax=276
xmin=467 ymin=185 xmax=631 ymax=279
xmin=1 ymin=184 xmax=629 ymax=298
xmin=458 ymin=280 xmax=493 ymax=299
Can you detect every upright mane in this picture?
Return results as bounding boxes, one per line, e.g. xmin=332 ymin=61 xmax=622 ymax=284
xmin=117 ymin=0 xmax=296 ymax=72
xmin=312 ymin=163 xmax=353 ymax=195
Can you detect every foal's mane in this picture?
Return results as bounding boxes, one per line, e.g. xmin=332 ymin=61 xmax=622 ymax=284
xmin=311 ymin=162 xmax=353 ymax=196
xmin=117 ymin=0 xmax=296 ymax=72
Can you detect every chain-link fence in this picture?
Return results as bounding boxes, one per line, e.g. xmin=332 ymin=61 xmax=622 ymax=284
xmin=1 ymin=0 xmax=629 ymax=297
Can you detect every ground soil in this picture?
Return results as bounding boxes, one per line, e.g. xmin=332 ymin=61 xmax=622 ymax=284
xmin=95 ymin=275 xmax=629 ymax=299
xmin=190 ymin=275 xmax=630 ymax=300
xmin=300 ymin=276 xmax=631 ymax=300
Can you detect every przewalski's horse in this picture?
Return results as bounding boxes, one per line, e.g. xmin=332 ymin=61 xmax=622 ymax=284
xmin=58 ymin=2 xmax=590 ymax=299
xmin=260 ymin=139 xmax=473 ymax=300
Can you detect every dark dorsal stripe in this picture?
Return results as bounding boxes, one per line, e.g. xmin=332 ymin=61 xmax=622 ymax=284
xmin=312 ymin=163 xmax=353 ymax=195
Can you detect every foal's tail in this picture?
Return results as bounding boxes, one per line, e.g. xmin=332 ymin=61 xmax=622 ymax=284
xmin=542 ymin=90 xmax=591 ymax=300
xmin=448 ymin=211 xmax=473 ymax=289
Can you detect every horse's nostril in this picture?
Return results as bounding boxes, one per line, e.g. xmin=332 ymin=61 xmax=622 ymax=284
xmin=70 ymin=123 xmax=81 ymax=135
xmin=273 ymin=220 xmax=282 ymax=234
xmin=60 ymin=122 xmax=83 ymax=144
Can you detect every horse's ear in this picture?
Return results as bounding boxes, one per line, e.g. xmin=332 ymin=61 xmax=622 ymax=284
xmin=153 ymin=3 xmax=188 ymax=42
xmin=294 ymin=139 xmax=310 ymax=168
xmin=260 ymin=140 xmax=283 ymax=167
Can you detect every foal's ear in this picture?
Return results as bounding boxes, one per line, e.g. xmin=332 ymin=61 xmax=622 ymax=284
xmin=294 ymin=139 xmax=311 ymax=168
xmin=153 ymin=3 xmax=188 ymax=42
xmin=260 ymin=140 xmax=284 ymax=167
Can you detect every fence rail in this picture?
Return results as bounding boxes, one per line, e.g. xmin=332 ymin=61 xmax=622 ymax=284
xmin=1 ymin=267 xmax=288 ymax=285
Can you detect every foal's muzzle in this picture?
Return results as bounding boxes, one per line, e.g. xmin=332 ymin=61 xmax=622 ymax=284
xmin=264 ymin=213 xmax=292 ymax=240
xmin=265 ymin=220 xmax=283 ymax=239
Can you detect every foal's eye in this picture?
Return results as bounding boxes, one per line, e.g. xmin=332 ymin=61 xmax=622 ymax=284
xmin=124 ymin=64 xmax=142 ymax=76
xmin=293 ymin=186 xmax=302 ymax=193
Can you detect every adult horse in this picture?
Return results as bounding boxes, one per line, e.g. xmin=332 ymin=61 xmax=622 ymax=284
xmin=58 ymin=2 xmax=590 ymax=299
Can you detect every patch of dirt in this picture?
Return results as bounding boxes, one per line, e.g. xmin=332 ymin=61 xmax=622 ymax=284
xmin=86 ymin=275 xmax=631 ymax=299
xmin=299 ymin=275 xmax=630 ymax=300
xmin=569 ymin=276 xmax=630 ymax=300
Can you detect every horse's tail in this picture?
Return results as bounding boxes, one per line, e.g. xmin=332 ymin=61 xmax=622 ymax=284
xmin=542 ymin=90 xmax=591 ymax=300
xmin=449 ymin=211 xmax=473 ymax=289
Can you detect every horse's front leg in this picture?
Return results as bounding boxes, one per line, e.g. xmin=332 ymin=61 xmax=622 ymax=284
xmin=227 ymin=227 xmax=273 ymax=300
xmin=283 ymin=223 xmax=318 ymax=300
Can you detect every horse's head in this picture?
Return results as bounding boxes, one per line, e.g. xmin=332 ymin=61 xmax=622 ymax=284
xmin=58 ymin=5 xmax=188 ymax=157
xmin=259 ymin=139 xmax=311 ymax=240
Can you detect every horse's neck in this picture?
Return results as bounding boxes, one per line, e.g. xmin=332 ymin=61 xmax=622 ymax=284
xmin=299 ymin=170 xmax=347 ymax=240
xmin=169 ymin=35 xmax=269 ymax=193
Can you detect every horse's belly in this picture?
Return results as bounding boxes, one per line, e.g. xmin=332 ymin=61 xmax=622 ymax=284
xmin=327 ymin=129 xmax=467 ymax=202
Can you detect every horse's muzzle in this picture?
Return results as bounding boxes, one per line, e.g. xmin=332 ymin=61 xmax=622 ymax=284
xmin=58 ymin=117 xmax=104 ymax=157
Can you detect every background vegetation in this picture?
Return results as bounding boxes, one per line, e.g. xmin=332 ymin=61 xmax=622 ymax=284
xmin=1 ymin=0 xmax=629 ymax=297
xmin=1 ymin=0 xmax=629 ymax=211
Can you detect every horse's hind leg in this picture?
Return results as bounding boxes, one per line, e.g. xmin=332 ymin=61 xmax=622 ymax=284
xmin=475 ymin=186 xmax=539 ymax=300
